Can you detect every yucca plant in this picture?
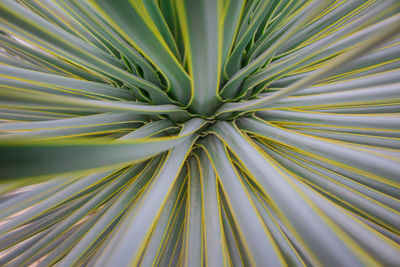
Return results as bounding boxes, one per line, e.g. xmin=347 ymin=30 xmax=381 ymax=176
xmin=0 ymin=0 xmax=399 ymax=266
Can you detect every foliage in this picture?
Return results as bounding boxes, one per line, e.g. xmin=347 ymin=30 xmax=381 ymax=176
xmin=0 ymin=0 xmax=400 ymax=266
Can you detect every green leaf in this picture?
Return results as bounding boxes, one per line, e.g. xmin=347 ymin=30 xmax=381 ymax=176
xmin=52 ymin=0 xmax=162 ymax=84
xmin=92 ymin=137 xmax=196 ymax=266
xmin=243 ymin=4 xmax=397 ymax=91
xmin=261 ymin=141 xmax=400 ymax=233
xmin=0 ymin=65 xmax=134 ymax=101
xmin=88 ymin=0 xmax=191 ymax=104
xmin=140 ymin=165 xmax=187 ymax=266
xmin=217 ymin=14 xmax=400 ymax=114
xmin=200 ymin=135 xmax=283 ymax=266
xmin=220 ymin=0 xmax=334 ymax=100
xmin=56 ymin=157 xmax=163 ymax=266
xmin=258 ymin=109 xmax=400 ymax=130
xmin=0 ymin=0 xmax=171 ymax=103
xmin=238 ymin=117 xmax=400 ymax=184
xmin=176 ymin=0 xmax=223 ymax=114
xmin=0 ymin=85 xmax=189 ymax=117
xmin=182 ymin=156 xmax=203 ymax=266
xmin=223 ymin=0 xmax=278 ymax=79
xmin=0 ymin=33 xmax=104 ymax=82
xmin=212 ymin=121 xmax=368 ymax=266
xmin=234 ymin=164 xmax=305 ymax=266
xmin=290 ymin=173 xmax=400 ymax=266
xmin=0 ymin=118 xmax=205 ymax=179
xmin=196 ymin=149 xmax=227 ymax=266
xmin=0 ymin=168 xmax=121 ymax=236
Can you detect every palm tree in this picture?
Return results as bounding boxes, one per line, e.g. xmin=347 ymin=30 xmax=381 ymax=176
xmin=0 ymin=0 xmax=399 ymax=265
